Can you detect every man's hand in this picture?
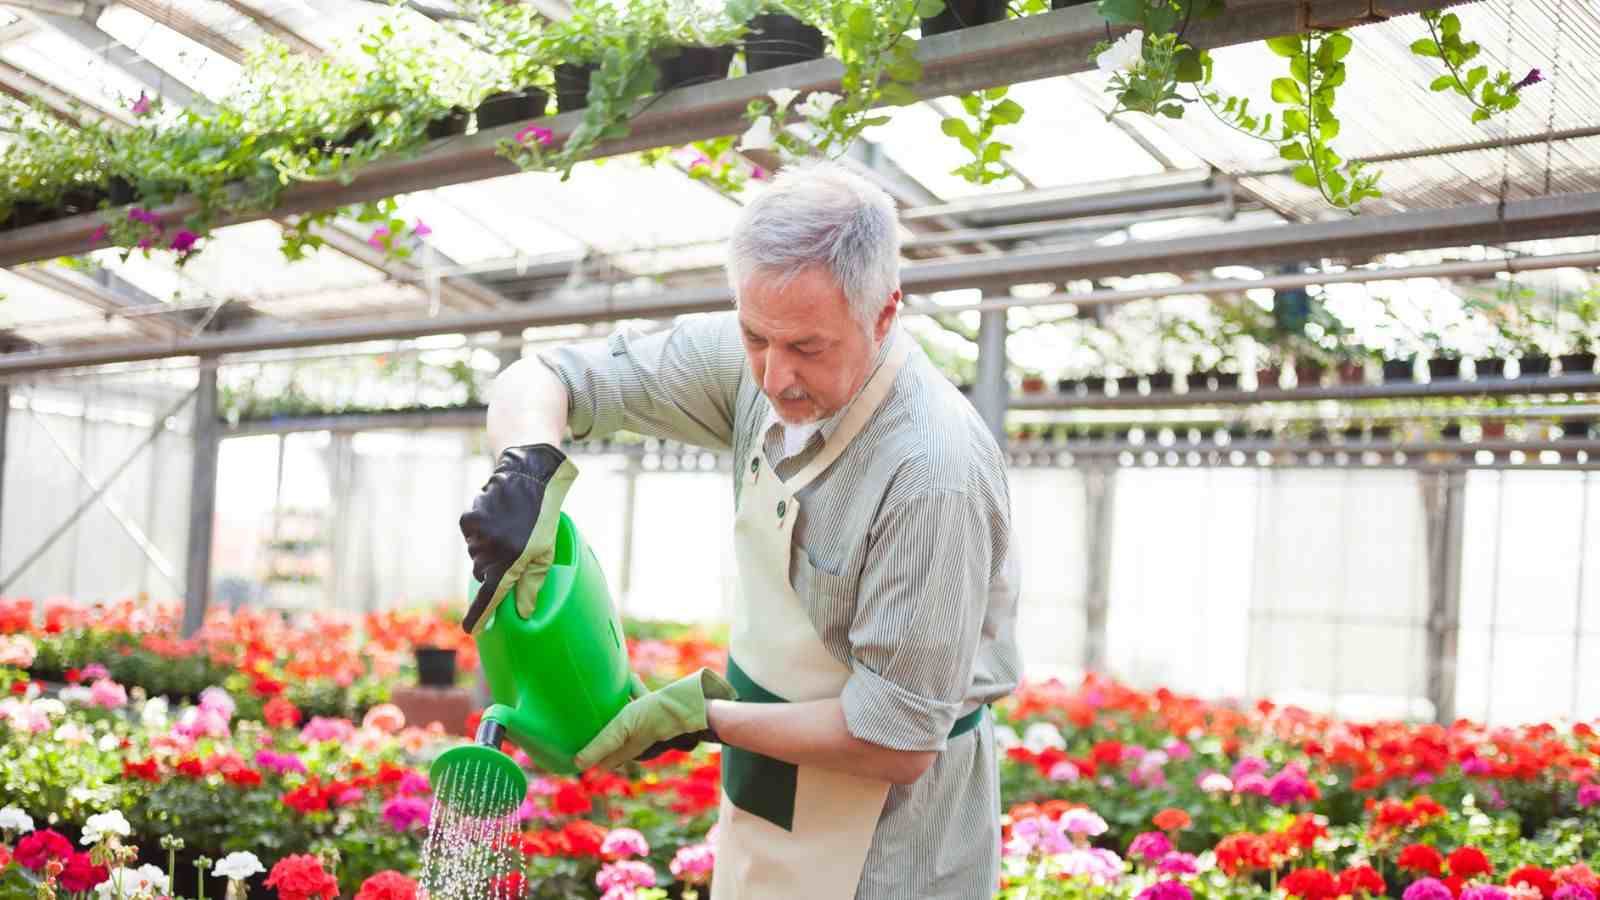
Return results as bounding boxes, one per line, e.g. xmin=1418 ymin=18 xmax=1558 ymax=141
xmin=458 ymin=444 xmax=578 ymax=634
xmin=574 ymin=669 xmax=738 ymax=770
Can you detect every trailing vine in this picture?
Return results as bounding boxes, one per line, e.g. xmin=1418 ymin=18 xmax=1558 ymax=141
xmin=1412 ymin=10 xmax=1535 ymax=124
xmin=942 ymin=87 xmax=1025 ymax=185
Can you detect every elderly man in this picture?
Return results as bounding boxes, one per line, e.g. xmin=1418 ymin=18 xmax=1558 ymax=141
xmin=459 ymin=161 xmax=1021 ymax=899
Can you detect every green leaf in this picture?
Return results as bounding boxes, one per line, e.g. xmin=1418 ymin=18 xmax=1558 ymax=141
xmin=990 ymin=99 xmax=1024 ymax=125
xmin=1440 ymin=12 xmax=1460 ymax=36
xmin=984 ymin=86 xmax=1009 ymax=101
xmin=1157 ymin=104 xmax=1185 ymax=118
xmin=1323 ymin=33 xmax=1353 ymax=62
xmin=1320 ymin=117 xmax=1340 ymax=140
xmin=1326 ymin=169 xmax=1348 ymax=197
xmin=1322 ymin=66 xmax=1346 ymax=89
xmin=1467 ymin=65 xmax=1488 ymax=89
xmin=886 ymin=56 xmax=923 ymax=82
xmin=982 ymin=142 xmax=1006 ymax=162
xmin=1266 ymin=35 xmax=1302 ymax=58
xmin=1173 ymin=47 xmax=1205 ymax=83
xmin=1271 ymin=77 xmax=1304 ymax=105
xmin=1279 ymin=142 xmax=1307 ymax=161
xmin=940 ymin=118 xmax=974 ymax=141
xmin=1471 ymin=108 xmax=1491 ymax=123
xmin=1430 ymin=74 xmax=1456 ymax=92
xmin=1292 ymin=164 xmax=1319 ymax=188
xmin=1283 ymin=108 xmax=1309 ymax=133
xmin=878 ymin=82 xmax=919 ymax=106
xmin=916 ymin=0 xmax=946 ymax=17
xmin=1290 ymin=56 xmax=1311 ymax=85
xmin=961 ymin=94 xmax=982 ymax=116
xmin=1096 ymin=0 xmax=1146 ymax=26
xmin=1410 ymin=38 xmax=1441 ymax=58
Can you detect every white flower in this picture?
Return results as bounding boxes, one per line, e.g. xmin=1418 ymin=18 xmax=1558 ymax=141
xmin=140 ymin=696 xmax=169 ymax=730
xmin=1095 ymin=29 xmax=1144 ymax=73
xmin=993 ymin=724 xmax=1021 ymax=751
xmin=767 ymin=87 xmax=800 ymax=113
xmin=30 ymin=698 xmax=65 ymax=719
xmin=70 ymin=786 xmax=115 ymax=807
xmin=0 ymin=805 xmax=34 ymax=833
xmin=58 ymin=686 xmax=93 ymax=705
xmin=1022 ymin=721 xmax=1065 ymax=753
xmin=796 ymin=91 xmax=842 ymax=120
xmin=213 ymin=852 xmax=265 ymax=881
xmin=739 ymin=115 xmax=775 ymax=151
xmin=0 ymin=697 xmax=21 ymax=723
xmin=81 ymin=809 xmax=132 ymax=845
xmin=98 ymin=733 xmax=120 ymax=753
xmin=97 ymin=864 xmax=167 ymax=900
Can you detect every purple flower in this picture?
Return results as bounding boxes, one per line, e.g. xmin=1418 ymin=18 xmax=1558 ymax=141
xmin=398 ymin=771 xmax=430 ymax=796
xmin=169 ymin=230 xmax=199 ymax=253
xmin=1128 ymin=832 xmax=1173 ymax=862
xmin=1136 ymin=881 xmax=1193 ymax=900
xmin=1231 ymin=756 xmax=1269 ymax=781
xmin=514 ymin=124 xmax=553 ymax=146
xmin=367 ymin=227 xmax=390 ymax=250
xmin=411 ymin=219 xmax=431 ymax=239
xmin=131 ymin=92 xmax=152 ymax=115
xmin=382 ymin=795 xmax=430 ymax=831
xmin=1554 ymin=886 xmax=1598 ymax=900
xmin=254 ymin=750 xmax=307 ymax=775
xmin=91 ymin=225 xmax=109 ymax=241
xmin=751 ymin=165 xmax=767 ymax=180
xmin=1156 ymin=852 xmax=1199 ymax=876
xmin=1513 ymin=68 xmax=1543 ymax=91
xmin=1267 ymin=764 xmax=1315 ymax=805
xmin=127 ymin=207 xmax=160 ymax=226
xmin=1403 ymin=878 xmax=1455 ymax=900
xmin=1577 ymin=784 xmax=1600 ymax=808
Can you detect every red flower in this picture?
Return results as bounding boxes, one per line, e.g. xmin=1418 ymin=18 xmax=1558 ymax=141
xmin=1398 ymin=843 xmax=1444 ymax=876
xmin=559 ymin=820 xmax=607 ymax=858
xmin=1152 ymin=808 xmax=1191 ymax=831
xmin=64 ymin=668 xmax=82 ymax=684
xmin=10 ymin=681 xmax=27 ymax=695
xmin=226 ymin=768 xmax=264 ymax=788
xmin=354 ymin=870 xmax=418 ymax=900
xmin=1090 ymin=740 xmax=1124 ymax=768
xmin=177 ymin=757 xmax=205 ymax=779
xmin=1338 ymin=865 xmax=1386 ymax=898
xmin=0 ymin=844 xmax=11 ymax=870
xmin=1284 ymin=814 xmax=1328 ymax=850
xmin=15 ymin=830 xmax=73 ymax=871
xmin=264 ymin=854 xmax=339 ymax=900
xmin=552 ymin=782 xmax=593 ymax=816
xmin=122 ymin=758 xmax=160 ymax=782
xmin=1215 ymin=833 xmax=1274 ymax=876
xmin=282 ymin=782 xmax=331 ymax=814
xmin=1508 ymin=865 xmax=1556 ymax=898
xmin=1447 ymin=846 xmax=1492 ymax=879
xmin=58 ymin=852 xmax=108 ymax=892
xmin=264 ymin=697 xmax=302 ymax=729
xmin=491 ymin=871 xmax=528 ymax=899
xmin=254 ymin=677 xmax=285 ymax=697
xmin=1281 ymin=867 xmax=1339 ymax=900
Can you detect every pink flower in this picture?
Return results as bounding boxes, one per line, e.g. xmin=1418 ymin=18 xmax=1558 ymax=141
xmin=1197 ymin=771 xmax=1233 ymax=793
xmin=1267 ymin=764 xmax=1315 ymax=805
xmin=751 ymin=166 xmax=767 ymax=180
xmin=199 ymin=687 xmax=235 ymax=720
xmin=1128 ymin=832 xmax=1173 ymax=862
xmin=1157 ymin=852 xmax=1199 ymax=876
xmin=88 ymin=679 xmax=127 ymax=709
xmin=1235 ymin=774 xmax=1270 ymax=796
xmin=1230 ymin=756 xmax=1269 ymax=781
xmin=127 ymin=207 xmax=159 ymax=226
xmin=595 ymin=860 xmax=655 ymax=893
xmin=1048 ymin=761 xmax=1080 ymax=782
xmin=688 ymin=153 xmax=710 ymax=170
xmin=600 ymin=828 xmax=649 ymax=860
xmin=1462 ymin=887 xmax=1512 ymax=900
xmin=1137 ymin=882 xmax=1194 ymax=900
xmin=410 ymin=219 xmax=431 ymax=239
xmin=381 ymin=796 xmax=429 ymax=832
xmin=397 ymin=771 xmax=429 ymax=796
xmin=131 ymin=92 xmax=151 ymax=115
xmin=1060 ymin=808 xmax=1108 ymax=836
xmin=299 ymin=716 xmax=355 ymax=744
xmin=361 ymin=704 xmax=405 ymax=734
xmin=367 ymin=227 xmax=390 ymax=250
xmin=1161 ymin=739 xmax=1192 ymax=761
xmin=514 ymin=124 xmax=553 ymax=146
xmin=1059 ymin=847 xmax=1124 ymax=885
xmin=1578 ymin=784 xmax=1600 ymax=808
xmin=254 ymin=750 xmax=306 ymax=775
xmin=1461 ymin=756 xmax=1491 ymax=776
xmin=669 ymin=844 xmax=714 ymax=885
xmin=91 ymin=225 xmax=109 ymax=241
xmin=1404 ymin=878 xmax=1455 ymax=900
xmin=174 ymin=706 xmax=229 ymax=739
xmin=169 ymin=230 xmax=198 ymax=253
xmin=1005 ymin=816 xmax=1071 ymax=857
xmin=1554 ymin=887 xmax=1597 ymax=900
xmin=82 ymin=664 xmax=110 ymax=680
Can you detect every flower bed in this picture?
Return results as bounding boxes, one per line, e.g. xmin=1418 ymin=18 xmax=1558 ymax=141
xmin=2 ymin=603 xmax=1598 ymax=900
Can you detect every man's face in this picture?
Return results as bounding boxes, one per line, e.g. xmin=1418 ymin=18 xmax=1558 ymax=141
xmin=738 ymin=266 xmax=895 ymax=425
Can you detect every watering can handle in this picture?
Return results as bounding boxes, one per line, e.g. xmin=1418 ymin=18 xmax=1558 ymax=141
xmin=459 ymin=444 xmax=578 ymax=634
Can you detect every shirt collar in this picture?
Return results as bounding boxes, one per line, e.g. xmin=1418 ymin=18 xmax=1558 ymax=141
xmin=763 ymin=323 xmax=900 ymax=449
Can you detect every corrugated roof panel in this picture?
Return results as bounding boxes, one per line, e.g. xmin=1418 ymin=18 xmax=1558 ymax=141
xmin=1 ymin=30 xmax=152 ymax=116
xmin=95 ymin=5 xmax=245 ymax=100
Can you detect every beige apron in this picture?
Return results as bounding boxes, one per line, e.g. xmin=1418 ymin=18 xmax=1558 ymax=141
xmin=710 ymin=334 xmax=912 ymax=900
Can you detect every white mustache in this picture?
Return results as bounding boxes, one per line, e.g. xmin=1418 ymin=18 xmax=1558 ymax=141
xmin=777 ymin=386 xmax=809 ymax=402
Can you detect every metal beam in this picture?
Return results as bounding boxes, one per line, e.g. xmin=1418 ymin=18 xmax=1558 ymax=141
xmin=1082 ymin=464 xmax=1114 ymax=672
xmin=902 ymin=171 xmax=1233 ymax=226
xmin=291 ymin=221 xmax=506 ymax=311
xmin=28 ymin=9 xmax=207 ymax=109
xmin=112 ymin=0 xmax=248 ymax=60
xmin=0 ymin=0 xmax=1478 ymax=266
xmin=211 ymin=0 xmax=320 ymax=55
xmin=1012 ymin=372 xmax=1600 ymax=411
xmin=1 ymin=0 xmax=84 ymax=15
xmin=974 ymin=307 xmax=1006 ymax=442
xmin=0 ymin=58 xmax=129 ymax=125
xmin=0 ymin=386 xmax=7 ymax=572
xmin=1420 ymin=469 xmax=1466 ymax=723
xmin=11 ymin=266 xmax=185 ymax=338
xmin=182 ymin=360 xmax=217 ymax=635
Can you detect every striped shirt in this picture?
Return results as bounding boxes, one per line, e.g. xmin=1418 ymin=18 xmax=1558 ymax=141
xmin=540 ymin=310 xmax=1023 ymax=900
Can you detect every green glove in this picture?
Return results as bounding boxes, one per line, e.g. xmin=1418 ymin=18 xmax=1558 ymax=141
xmin=574 ymin=669 xmax=738 ymax=770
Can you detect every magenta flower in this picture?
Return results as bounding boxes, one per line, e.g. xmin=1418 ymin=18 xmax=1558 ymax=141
xmin=397 ymin=771 xmax=430 ymax=796
xmin=1161 ymin=739 xmax=1192 ymax=761
xmin=127 ymin=207 xmax=160 ymax=226
xmin=1156 ymin=852 xmax=1199 ymax=876
xmin=411 ymin=219 xmax=431 ymax=239
xmin=595 ymin=860 xmax=655 ymax=893
xmin=1461 ymin=886 xmax=1511 ymax=900
xmin=1577 ymin=784 xmax=1600 ymax=807
xmin=1461 ymin=756 xmax=1491 ymax=776
xmin=600 ymin=828 xmax=649 ymax=860
xmin=1136 ymin=881 xmax=1194 ymax=900
xmin=1513 ymin=68 xmax=1543 ymax=91
xmin=381 ymin=795 xmax=430 ymax=832
xmin=91 ymin=225 xmax=109 ymax=241
xmin=751 ymin=165 xmax=767 ymax=180
xmin=1235 ymin=774 xmax=1270 ymax=796
xmin=89 ymin=678 xmax=127 ymax=709
xmin=82 ymin=663 xmax=110 ymax=680
xmin=688 ymin=153 xmax=710 ymax=170
xmin=1266 ymin=763 xmax=1315 ymax=805
xmin=1230 ymin=756 xmax=1269 ymax=781
xmin=670 ymin=844 xmax=714 ymax=885
xmin=1554 ymin=886 xmax=1598 ymax=900
xmin=1403 ymin=878 xmax=1455 ymax=900
xmin=170 ymin=230 xmax=199 ymax=253
xmin=1128 ymin=832 xmax=1173 ymax=862
xmin=131 ymin=92 xmax=152 ymax=115
xmin=367 ymin=227 xmax=390 ymax=250
xmin=514 ymin=124 xmax=553 ymax=147
xmin=253 ymin=750 xmax=306 ymax=775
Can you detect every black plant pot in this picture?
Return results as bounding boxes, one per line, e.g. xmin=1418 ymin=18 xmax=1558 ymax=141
xmin=744 ymin=13 xmax=827 ymax=72
xmin=656 ymin=45 xmax=737 ymax=91
xmin=1083 ymin=376 xmax=1107 ymax=395
xmin=426 ymin=106 xmax=470 ymax=140
xmin=1518 ymin=355 xmax=1552 ymax=377
xmin=60 ymin=188 xmax=105 ymax=217
xmin=107 ymin=176 xmax=136 ymax=206
xmin=1475 ymin=357 xmax=1506 ymax=380
xmin=1560 ymin=353 xmax=1596 ymax=375
xmin=1056 ymin=378 xmax=1079 ymax=395
xmin=555 ymin=63 xmax=598 ymax=112
xmin=1381 ymin=359 xmax=1414 ymax=383
xmin=1115 ymin=375 xmax=1141 ymax=395
xmin=2 ymin=200 xmax=47 ymax=231
xmin=1428 ymin=357 xmax=1462 ymax=380
xmin=476 ymin=87 xmax=550 ymax=131
xmin=922 ymin=0 xmax=1007 ymax=36
xmin=1148 ymin=371 xmax=1176 ymax=392
xmin=318 ymin=121 xmax=375 ymax=153
xmin=1213 ymin=372 xmax=1241 ymax=391
xmin=415 ymin=646 xmax=458 ymax=687
xmin=1441 ymin=424 xmax=1462 ymax=441
xmin=1294 ymin=363 xmax=1325 ymax=388
xmin=1227 ymin=425 xmax=1248 ymax=442
xmin=1371 ymin=425 xmax=1395 ymax=442
xmin=1308 ymin=428 xmax=1330 ymax=444
xmin=1186 ymin=372 xmax=1210 ymax=392
xmin=1252 ymin=429 xmax=1275 ymax=443
xmin=1342 ymin=427 xmax=1365 ymax=442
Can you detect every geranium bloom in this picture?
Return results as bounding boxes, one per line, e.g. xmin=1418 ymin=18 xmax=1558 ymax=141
xmin=670 ymin=843 xmax=714 ymax=885
xmin=1579 ymin=785 xmax=1600 ymax=808
xmin=0 ymin=805 xmax=34 ymax=832
xmin=89 ymin=679 xmax=127 ymax=709
xmin=264 ymin=854 xmax=339 ymax=900
xmin=96 ymin=864 xmax=166 ymax=899
xmin=1057 ymin=847 xmax=1124 ymax=885
xmin=1128 ymin=832 xmax=1172 ymax=862
xmin=1060 ymin=808 xmax=1108 ymax=836
xmin=1404 ymin=878 xmax=1456 ymax=900
xmin=255 ymin=750 xmax=307 ymax=775
xmin=264 ymin=697 xmax=302 ymax=728
xmin=1509 ymin=865 xmax=1557 ymax=896
xmin=1281 ymin=867 xmax=1340 ymax=900
xmin=600 ymin=828 xmax=649 ymax=859
xmin=354 ymin=870 xmax=418 ymax=900
xmin=1135 ymin=881 xmax=1192 ymax=900
xmin=1554 ymin=889 xmax=1597 ymax=900
xmin=362 ymin=704 xmax=405 ymax=733
xmin=1399 ymin=844 xmax=1445 ymax=876
xmin=381 ymin=796 xmax=430 ymax=832
xmin=169 ymin=230 xmax=199 ymax=253
xmin=1338 ymin=864 xmax=1386 ymax=897
xmin=16 ymin=829 xmax=72 ymax=870
xmin=1156 ymin=852 xmax=1198 ymax=876
xmin=1152 ymin=808 xmax=1191 ymax=831
xmin=515 ymin=124 xmax=553 ymax=146
xmin=1462 ymin=886 xmax=1512 ymax=900
xmin=1449 ymin=846 xmax=1494 ymax=879
xmin=214 ymin=851 xmax=265 ymax=881
xmin=1197 ymin=772 xmax=1233 ymax=793
xmin=299 ymin=716 xmax=354 ymax=744
xmin=80 ymin=811 xmax=131 ymax=845
xmin=60 ymin=852 xmax=108 ymax=892
xmin=596 ymin=860 xmax=655 ymax=893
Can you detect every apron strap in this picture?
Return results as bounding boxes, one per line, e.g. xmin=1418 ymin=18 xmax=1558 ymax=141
xmin=786 ymin=331 xmax=911 ymax=494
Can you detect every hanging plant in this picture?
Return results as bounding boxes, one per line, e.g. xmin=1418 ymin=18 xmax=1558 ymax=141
xmin=1090 ymin=0 xmax=1217 ymax=118
xmin=941 ymin=87 xmax=1025 ymax=185
xmin=1412 ymin=10 xmax=1538 ymax=124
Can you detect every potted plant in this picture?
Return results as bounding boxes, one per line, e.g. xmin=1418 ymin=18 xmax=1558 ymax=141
xmin=1427 ymin=350 xmax=1462 ymax=381
xmin=1558 ymin=293 xmax=1597 ymax=374
xmin=1381 ymin=356 xmax=1415 ymax=383
xmin=921 ymin=0 xmax=1006 ymax=35
xmin=1340 ymin=424 xmax=1365 ymax=443
xmin=1371 ymin=424 xmax=1395 ymax=443
xmin=1481 ymin=417 xmax=1506 ymax=439
xmin=1114 ymin=371 xmax=1141 ymax=396
xmin=1334 ymin=350 xmax=1367 ymax=385
xmin=1084 ymin=374 xmax=1108 ymax=395
xmin=1293 ymin=354 xmax=1326 ymax=389
xmin=1474 ymin=356 xmax=1507 ymax=379
xmin=1021 ymin=372 xmax=1047 ymax=394
xmin=414 ymin=645 xmax=458 ymax=688
xmin=744 ymin=8 xmax=828 ymax=72
xmin=1517 ymin=352 xmax=1552 ymax=378
xmin=1056 ymin=376 xmax=1081 ymax=396
xmin=1148 ymin=369 xmax=1176 ymax=392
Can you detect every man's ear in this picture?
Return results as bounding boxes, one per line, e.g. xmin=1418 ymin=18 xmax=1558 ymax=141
xmin=874 ymin=290 xmax=901 ymax=342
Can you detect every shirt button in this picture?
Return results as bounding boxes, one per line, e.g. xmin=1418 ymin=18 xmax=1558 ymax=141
xmin=776 ymin=500 xmax=787 ymax=519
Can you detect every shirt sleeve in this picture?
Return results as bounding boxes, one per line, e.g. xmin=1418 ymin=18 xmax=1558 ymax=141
xmin=537 ymin=312 xmax=746 ymax=452
xmin=840 ymin=487 xmax=995 ymax=752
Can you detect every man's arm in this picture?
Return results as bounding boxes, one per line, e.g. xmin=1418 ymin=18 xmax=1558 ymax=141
xmin=485 ymin=356 xmax=568 ymax=456
xmin=706 ymin=697 xmax=936 ymax=786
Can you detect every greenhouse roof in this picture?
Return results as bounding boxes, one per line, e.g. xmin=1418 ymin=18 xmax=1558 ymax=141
xmin=0 ymin=0 xmax=1598 ymax=373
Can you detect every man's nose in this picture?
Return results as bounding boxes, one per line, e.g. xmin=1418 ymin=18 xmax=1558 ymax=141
xmin=762 ymin=348 xmax=795 ymax=397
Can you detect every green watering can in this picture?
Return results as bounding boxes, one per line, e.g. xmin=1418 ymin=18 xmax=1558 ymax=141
xmin=429 ymin=513 xmax=632 ymax=817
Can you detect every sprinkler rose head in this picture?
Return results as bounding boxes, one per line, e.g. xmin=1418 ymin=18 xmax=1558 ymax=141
xmin=429 ymin=720 xmax=527 ymax=818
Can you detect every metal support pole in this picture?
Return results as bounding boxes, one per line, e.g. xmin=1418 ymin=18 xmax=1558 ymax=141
xmin=1420 ymin=469 xmax=1467 ymax=724
xmin=0 ymin=386 xmax=8 ymax=572
xmin=1082 ymin=465 xmax=1117 ymax=673
xmin=324 ymin=432 xmax=355 ymax=611
xmin=974 ymin=308 xmax=1008 ymax=443
xmin=183 ymin=361 xmax=220 ymax=636
xmin=618 ymin=456 xmax=638 ymax=613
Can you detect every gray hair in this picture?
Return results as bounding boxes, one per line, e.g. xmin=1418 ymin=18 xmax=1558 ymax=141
xmin=726 ymin=160 xmax=902 ymax=330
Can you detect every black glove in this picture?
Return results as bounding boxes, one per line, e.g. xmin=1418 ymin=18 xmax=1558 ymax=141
xmin=458 ymin=444 xmax=577 ymax=634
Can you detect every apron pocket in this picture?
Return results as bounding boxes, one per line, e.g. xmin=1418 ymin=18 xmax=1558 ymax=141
xmin=723 ymin=658 xmax=799 ymax=831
